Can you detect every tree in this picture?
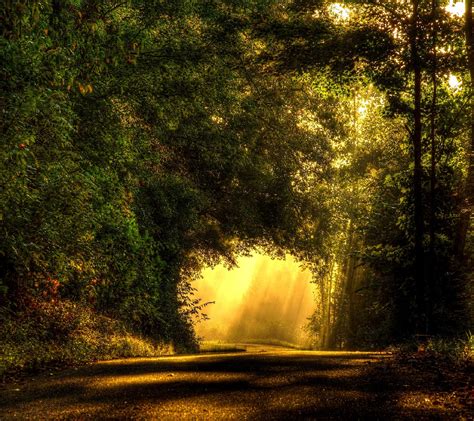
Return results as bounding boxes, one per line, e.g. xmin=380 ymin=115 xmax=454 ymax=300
xmin=455 ymin=0 xmax=474 ymax=261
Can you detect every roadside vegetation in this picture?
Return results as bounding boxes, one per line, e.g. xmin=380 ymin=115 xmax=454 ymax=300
xmin=199 ymin=341 xmax=247 ymax=353
xmin=0 ymin=300 xmax=170 ymax=380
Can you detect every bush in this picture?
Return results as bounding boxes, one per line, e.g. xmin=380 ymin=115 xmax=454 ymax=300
xmin=424 ymin=333 xmax=474 ymax=365
xmin=0 ymin=299 xmax=172 ymax=379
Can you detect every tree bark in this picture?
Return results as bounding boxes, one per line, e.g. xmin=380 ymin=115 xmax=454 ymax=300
xmin=455 ymin=0 xmax=474 ymax=261
xmin=428 ymin=0 xmax=438 ymax=334
xmin=410 ymin=0 xmax=426 ymax=333
xmin=329 ymin=220 xmax=355 ymax=349
xmin=319 ymin=259 xmax=333 ymax=349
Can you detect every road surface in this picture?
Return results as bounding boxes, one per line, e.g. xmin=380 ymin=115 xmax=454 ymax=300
xmin=0 ymin=345 xmax=465 ymax=419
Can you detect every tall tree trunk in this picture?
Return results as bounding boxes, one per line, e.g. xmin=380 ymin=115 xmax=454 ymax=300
xmin=319 ymin=259 xmax=334 ymax=349
xmin=346 ymin=261 xmax=362 ymax=349
xmin=410 ymin=0 xmax=426 ymax=333
xmin=455 ymin=0 xmax=474 ymax=261
xmin=329 ymin=220 xmax=355 ymax=349
xmin=322 ymin=258 xmax=335 ymax=349
xmin=324 ymin=264 xmax=334 ymax=349
xmin=428 ymin=0 xmax=438 ymax=333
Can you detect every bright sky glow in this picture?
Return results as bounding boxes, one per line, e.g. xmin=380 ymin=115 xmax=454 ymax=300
xmin=448 ymin=74 xmax=462 ymax=90
xmin=194 ymin=254 xmax=315 ymax=345
xmin=445 ymin=1 xmax=464 ymax=17
xmin=357 ymin=105 xmax=367 ymax=115
xmin=328 ymin=3 xmax=351 ymax=21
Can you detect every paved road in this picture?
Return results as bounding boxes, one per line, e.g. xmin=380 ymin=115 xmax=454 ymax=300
xmin=0 ymin=346 xmax=463 ymax=419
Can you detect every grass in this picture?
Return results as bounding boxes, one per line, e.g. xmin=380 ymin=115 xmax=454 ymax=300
xmin=424 ymin=333 xmax=474 ymax=364
xmin=199 ymin=341 xmax=247 ymax=353
xmin=241 ymin=338 xmax=305 ymax=349
xmin=199 ymin=338 xmax=308 ymax=353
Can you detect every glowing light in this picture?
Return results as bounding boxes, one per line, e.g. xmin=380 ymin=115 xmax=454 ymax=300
xmin=357 ymin=105 xmax=367 ymax=116
xmin=211 ymin=115 xmax=224 ymax=125
xmin=445 ymin=1 xmax=464 ymax=17
xmin=328 ymin=3 xmax=351 ymax=21
xmin=448 ymin=74 xmax=462 ymax=90
xmin=296 ymin=109 xmax=323 ymax=133
xmin=194 ymin=254 xmax=315 ymax=346
xmin=332 ymin=156 xmax=350 ymax=169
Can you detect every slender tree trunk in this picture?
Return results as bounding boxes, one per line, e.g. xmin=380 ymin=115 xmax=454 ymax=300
xmin=319 ymin=283 xmax=326 ymax=347
xmin=410 ymin=0 xmax=426 ymax=333
xmin=455 ymin=0 xmax=474 ymax=261
xmin=319 ymin=259 xmax=334 ymax=349
xmin=329 ymin=220 xmax=355 ymax=349
xmin=428 ymin=0 xmax=438 ymax=333
xmin=346 ymin=261 xmax=362 ymax=349
xmin=338 ymin=234 xmax=357 ymax=349
xmin=324 ymin=265 xmax=334 ymax=349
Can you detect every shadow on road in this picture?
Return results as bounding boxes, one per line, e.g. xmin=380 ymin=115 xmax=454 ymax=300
xmin=0 ymin=350 xmax=464 ymax=419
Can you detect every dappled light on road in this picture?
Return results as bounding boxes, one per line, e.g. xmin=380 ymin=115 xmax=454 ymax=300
xmin=0 ymin=350 xmax=465 ymax=420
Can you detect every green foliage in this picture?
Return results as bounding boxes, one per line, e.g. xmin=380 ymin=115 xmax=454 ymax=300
xmin=424 ymin=334 xmax=474 ymax=365
xmin=0 ymin=301 xmax=169 ymax=378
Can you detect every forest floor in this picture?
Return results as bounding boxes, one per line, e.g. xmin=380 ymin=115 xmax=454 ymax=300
xmin=0 ymin=344 xmax=472 ymax=420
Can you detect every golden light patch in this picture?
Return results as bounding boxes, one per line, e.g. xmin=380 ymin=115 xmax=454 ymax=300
xmin=328 ymin=3 xmax=351 ymax=22
xmin=448 ymin=74 xmax=462 ymax=91
xmin=445 ymin=1 xmax=464 ymax=17
xmin=194 ymin=254 xmax=315 ymax=346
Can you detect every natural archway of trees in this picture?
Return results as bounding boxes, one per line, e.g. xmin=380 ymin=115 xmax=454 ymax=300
xmin=1 ymin=1 xmax=472 ymax=374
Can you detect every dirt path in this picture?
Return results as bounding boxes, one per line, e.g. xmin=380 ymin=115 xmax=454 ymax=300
xmin=0 ymin=347 xmax=469 ymax=420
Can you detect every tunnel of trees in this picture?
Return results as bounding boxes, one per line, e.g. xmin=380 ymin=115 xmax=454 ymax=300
xmin=1 ymin=0 xmax=472 ymax=365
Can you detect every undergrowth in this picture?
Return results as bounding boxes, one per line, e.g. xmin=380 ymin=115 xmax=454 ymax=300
xmin=396 ymin=333 xmax=474 ymax=366
xmin=424 ymin=333 xmax=474 ymax=365
xmin=0 ymin=298 xmax=172 ymax=380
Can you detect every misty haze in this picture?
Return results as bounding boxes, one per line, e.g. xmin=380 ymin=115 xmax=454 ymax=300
xmin=194 ymin=255 xmax=315 ymax=346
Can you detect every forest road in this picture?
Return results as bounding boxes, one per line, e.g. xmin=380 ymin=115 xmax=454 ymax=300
xmin=0 ymin=346 xmax=466 ymax=420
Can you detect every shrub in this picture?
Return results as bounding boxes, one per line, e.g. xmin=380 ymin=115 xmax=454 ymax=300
xmin=0 ymin=299 xmax=171 ymax=379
